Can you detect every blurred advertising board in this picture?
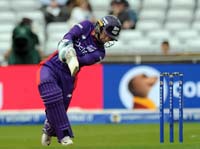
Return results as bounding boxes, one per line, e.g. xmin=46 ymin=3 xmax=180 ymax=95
xmin=0 ymin=64 xmax=103 ymax=110
xmin=0 ymin=64 xmax=200 ymax=110
xmin=104 ymin=64 xmax=200 ymax=109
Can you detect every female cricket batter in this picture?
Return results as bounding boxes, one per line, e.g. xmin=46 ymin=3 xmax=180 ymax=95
xmin=37 ymin=15 xmax=121 ymax=146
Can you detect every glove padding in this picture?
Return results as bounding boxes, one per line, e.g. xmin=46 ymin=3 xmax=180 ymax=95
xmin=65 ymin=49 xmax=79 ymax=76
xmin=58 ymin=39 xmax=79 ymax=76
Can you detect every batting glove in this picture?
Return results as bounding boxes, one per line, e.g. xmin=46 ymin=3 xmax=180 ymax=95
xmin=58 ymin=39 xmax=79 ymax=76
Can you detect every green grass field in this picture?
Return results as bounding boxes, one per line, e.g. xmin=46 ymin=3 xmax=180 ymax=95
xmin=0 ymin=123 xmax=199 ymax=149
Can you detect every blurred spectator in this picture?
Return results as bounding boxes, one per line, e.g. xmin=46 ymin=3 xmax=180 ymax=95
xmin=42 ymin=0 xmax=63 ymax=24
xmin=42 ymin=0 xmax=61 ymax=24
xmin=41 ymin=0 xmax=80 ymax=24
xmin=161 ymin=40 xmax=170 ymax=55
xmin=58 ymin=0 xmax=78 ymax=22
xmin=109 ymin=0 xmax=137 ymax=29
xmin=4 ymin=18 xmax=42 ymax=65
xmin=67 ymin=0 xmax=96 ymax=27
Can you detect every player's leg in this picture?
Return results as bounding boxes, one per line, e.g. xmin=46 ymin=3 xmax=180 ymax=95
xmin=59 ymin=74 xmax=76 ymax=138
xmin=38 ymin=66 xmax=73 ymax=145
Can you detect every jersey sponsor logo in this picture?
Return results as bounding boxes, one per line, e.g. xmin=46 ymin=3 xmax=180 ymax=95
xmin=87 ymin=45 xmax=97 ymax=52
xmin=75 ymin=42 xmax=88 ymax=54
xmin=75 ymin=42 xmax=97 ymax=54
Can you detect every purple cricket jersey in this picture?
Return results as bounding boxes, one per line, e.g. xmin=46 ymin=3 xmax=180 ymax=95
xmin=38 ymin=20 xmax=106 ymax=141
xmin=43 ymin=20 xmax=105 ymax=71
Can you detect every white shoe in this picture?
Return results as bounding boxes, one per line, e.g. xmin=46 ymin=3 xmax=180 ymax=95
xmin=61 ymin=136 xmax=73 ymax=146
xmin=41 ymin=133 xmax=51 ymax=146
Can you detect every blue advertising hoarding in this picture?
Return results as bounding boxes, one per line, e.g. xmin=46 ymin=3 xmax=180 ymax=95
xmin=104 ymin=64 xmax=200 ymax=109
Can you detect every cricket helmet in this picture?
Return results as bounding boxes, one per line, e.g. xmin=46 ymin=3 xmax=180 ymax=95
xmin=95 ymin=15 xmax=122 ymax=41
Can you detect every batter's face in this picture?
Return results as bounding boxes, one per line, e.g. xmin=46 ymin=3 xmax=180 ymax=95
xmin=99 ymin=30 xmax=112 ymax=43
